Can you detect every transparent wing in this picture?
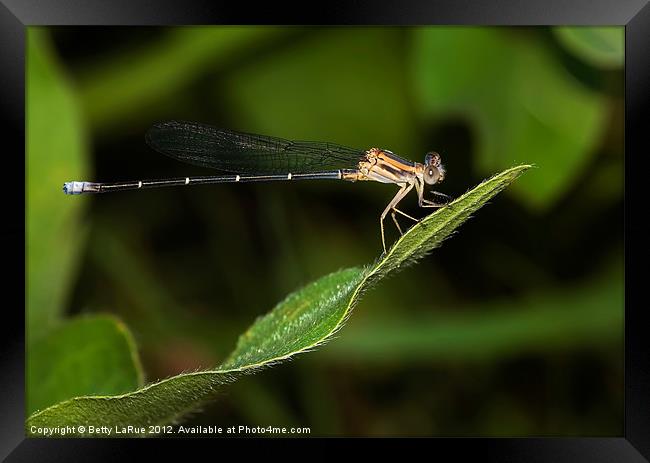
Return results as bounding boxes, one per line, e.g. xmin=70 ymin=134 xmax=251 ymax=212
xmin=145 ymin=121 xmax=366 ymax=174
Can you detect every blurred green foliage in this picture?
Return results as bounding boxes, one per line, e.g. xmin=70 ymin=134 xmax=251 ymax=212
xmin=413 ymin=27 xmax=608 ymax=209
xmin=221 ymin=29 xmax=420 ymax=158
xmin=324 ymin=260 xmax=622 ymax=362
xmin=80 ymin=28 xmax=289 ymax=133
xmin=554 ymin=27 xmax=624 ymax=69
xmin=26 ymin=26 xmax=623 ymax=436
xmin=27 ymin=29 xmax=89 ymax=340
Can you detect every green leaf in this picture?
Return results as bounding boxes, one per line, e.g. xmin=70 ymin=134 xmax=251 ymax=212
xmin=553 ymin=27 xmax=624 ymax=69
xmin=220 ymin=267 xmax=366 ymax=370
xmin=27 ymin=28 xmax=89 ymax=340
xmin=27 ymin=315 xmax=144 ymax=416
xmin=26 ymin=165 xmax=530 ymax=436
xmin=412 ymin=28 xmax=606 ymax=210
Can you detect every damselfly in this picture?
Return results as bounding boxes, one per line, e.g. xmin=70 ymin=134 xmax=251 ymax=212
xmin=63 ymin=121 xmax=451 ymax=252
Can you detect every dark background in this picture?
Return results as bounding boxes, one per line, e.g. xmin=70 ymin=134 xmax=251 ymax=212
xmin=26 ymin=26 xmax=624 ymax=436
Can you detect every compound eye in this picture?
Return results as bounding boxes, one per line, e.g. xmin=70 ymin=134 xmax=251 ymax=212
xmin=424 ymin=152 xmax=441 ymax=167
xmin=424 ymin=165 xmax=440 ymax=185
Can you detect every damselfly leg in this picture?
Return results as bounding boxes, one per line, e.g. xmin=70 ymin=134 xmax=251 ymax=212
xmin=380 ymin=183 xmax=414 ymax=253
xmin=415 ymin=178 xmax=452 ymax=208
xmin=391 ymin=207 xmax=419 ymax=235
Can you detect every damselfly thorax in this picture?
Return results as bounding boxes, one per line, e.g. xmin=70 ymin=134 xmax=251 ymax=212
xmin=340 ymin=147 xmax=448 ymax=251
xmin=63 ymin=121 xmax=451 ymax=253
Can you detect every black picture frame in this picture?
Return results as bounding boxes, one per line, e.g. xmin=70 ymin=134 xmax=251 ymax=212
xmin=3 ymin=0 xmax=647 ymax=459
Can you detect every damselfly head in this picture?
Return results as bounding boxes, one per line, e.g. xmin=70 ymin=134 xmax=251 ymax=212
xmin=423 ymin=152 xmax=445 ymax=185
